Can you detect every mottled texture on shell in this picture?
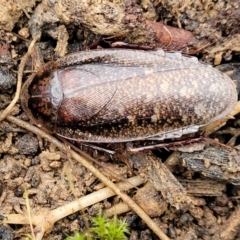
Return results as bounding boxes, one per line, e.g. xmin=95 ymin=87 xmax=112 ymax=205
xmin=21 ymin=49 xmax=237 ymax=143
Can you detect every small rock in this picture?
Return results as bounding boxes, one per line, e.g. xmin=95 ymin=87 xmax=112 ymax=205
xmin=17 ymin=134 xmax=38 ymax=155
xmin=133 ymin=182 xmax=167 ymax=217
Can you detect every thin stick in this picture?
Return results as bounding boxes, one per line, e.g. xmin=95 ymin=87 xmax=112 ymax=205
xmin=6 ymin=115 xmax=170 ymax=240
xmin=162 ymin=25 xmax=173 ymax=49
xmin=24 ymin=188 xmax=36 ymax=240
xmin=0 ymin=35 xmax=40 ymax=121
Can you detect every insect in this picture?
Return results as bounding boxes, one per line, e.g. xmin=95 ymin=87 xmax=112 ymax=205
xmin=21 ymin=49 xmax=237 ymax=143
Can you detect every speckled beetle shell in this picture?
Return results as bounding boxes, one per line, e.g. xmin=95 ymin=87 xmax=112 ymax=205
xmin=21 ymin=49 xmax=237 ymax=143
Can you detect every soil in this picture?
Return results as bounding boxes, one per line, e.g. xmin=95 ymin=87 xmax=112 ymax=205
xmin=1 ymin=1 xmax=240 ymax=240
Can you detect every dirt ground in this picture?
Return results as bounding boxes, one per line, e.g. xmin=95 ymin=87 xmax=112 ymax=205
xmin=1 ymin=0 xmax=240 ymax=239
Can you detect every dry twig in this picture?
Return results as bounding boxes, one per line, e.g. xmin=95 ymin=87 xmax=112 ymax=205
xmin=0 ymin=35 xmax=40 ymax=121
